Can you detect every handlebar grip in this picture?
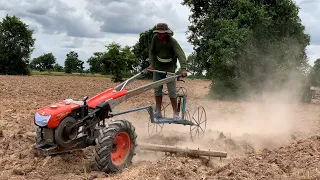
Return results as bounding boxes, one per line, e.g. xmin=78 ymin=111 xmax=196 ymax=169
xmin=146 ymin=68 xmax=184 ymax=81
xmin=147 ymin=69 xmax=176 ymax=76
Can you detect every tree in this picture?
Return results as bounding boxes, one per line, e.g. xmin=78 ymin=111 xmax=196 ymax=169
xmin=64 ymin=51 xmax=80 ymax=74
xmin=53 ymin=63 xmax=64 ymax=72
xmin=187 ymin=52 xmax=204 ymax=79
xmin=30 ymin=53 xmax=56 ymax=71
xmin=101 ymin=42 xmax=126 ymax=82
xmin=0 ymin=15 xmax=35 ymax=75
xmin=87 ymin=52 xmax=103 ymax=74
xmin=29 ymin=53 xmax=56 ymax=72
xmin=310 ymin=59 xmax=320 ymax=87
xmin=98 ymin=42 xmax=138 ymax=82
xmin=29 ymin=57 xmax=42 ymax=71
xmin=182 ymin=0 xmax=310 ymax=101
xmin=77 ymin=60 xmax=85 ymax=74
xmin=132 ymin=26 xmax=156 ymax=72
xmin=121 ymin=45 xmax=139 ymax=75
xmin=42 ymin=53 xmax=56 ymax=71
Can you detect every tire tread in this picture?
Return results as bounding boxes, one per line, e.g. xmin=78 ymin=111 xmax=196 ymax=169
xmin=94 ymin=119 xmax=137 ymax=173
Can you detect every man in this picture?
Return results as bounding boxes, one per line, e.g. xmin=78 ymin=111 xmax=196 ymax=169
xmin=147 ymin=23 xmax=188 ymax=120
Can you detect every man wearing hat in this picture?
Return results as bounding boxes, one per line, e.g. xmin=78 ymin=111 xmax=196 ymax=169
xmin=148 ymin=23 xmax=188 ymax=120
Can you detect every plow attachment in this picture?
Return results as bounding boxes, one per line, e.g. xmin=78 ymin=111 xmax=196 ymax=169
xmin=137 ymin=143 xmax=227 ymax=158
xmin=33 ymin=141 xmax=227 ymax=159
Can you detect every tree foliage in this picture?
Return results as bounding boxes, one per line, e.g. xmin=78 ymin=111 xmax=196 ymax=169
xmin=122 ymin=45 xmax=139 ymax=74
xmin=0 ymin=15 xmax=35 ymax=75
xmin=310 ymin=59 xmax=320 ymax=87
xmin=87 ymin=52 xmax=104 ymax=74
xmin=102 ymin=43 xmax=125 ymax=82
xmin=132 ymin=26 xmax=156 ymax=72
xmin=100 ymin=42 xmax=138 ymax=82
xmin=182 ymin=0 xmax=311 ymax=101
xmin=29 ymin=53 xmax=56 ymax=72
xmin=187 ymin=52 xmax=205 ymax=79
xmin=53 ymin=63 xmax=64 ymax=72
xmin=64 ymin=51 xmax=84 ymax=74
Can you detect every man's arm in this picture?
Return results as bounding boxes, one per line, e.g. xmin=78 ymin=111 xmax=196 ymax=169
xmin=171 ymin=38 xmax=187 ymax=72
xmin=149 ymin=35 xmax=157 ymax=68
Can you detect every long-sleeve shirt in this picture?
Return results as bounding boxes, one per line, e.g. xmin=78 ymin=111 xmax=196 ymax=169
xmin=149 ymin=34 xmax=187 ymax=73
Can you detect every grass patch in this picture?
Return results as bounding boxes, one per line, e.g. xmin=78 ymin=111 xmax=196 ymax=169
xmin=31 ymin=70 xmax=112 ymax=78
xmin=30 ymin=70 xmax=210 ymax=81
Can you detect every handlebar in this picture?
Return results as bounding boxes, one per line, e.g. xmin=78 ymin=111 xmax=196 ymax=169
xmin=146 ymin=69 xmax=185 ymax=82
xmin=147 ymin=69 xmax=176 ymax=76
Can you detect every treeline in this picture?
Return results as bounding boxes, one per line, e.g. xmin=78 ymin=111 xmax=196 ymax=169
xmin=1 ymin=0 xmax=320 ymax=103
xmin=28 ymin=41 xmax=151 ymax=82
xmin=0 ymin=14 xmax=203 ymax=83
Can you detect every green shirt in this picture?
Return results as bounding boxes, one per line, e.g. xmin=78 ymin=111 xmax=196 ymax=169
xmin=149 ymin=34 xmax=187 ymax=73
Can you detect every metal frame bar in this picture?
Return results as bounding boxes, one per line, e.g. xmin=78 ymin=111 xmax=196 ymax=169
xmin=110 ymin=105 xmax=152 ymax=117
xmin=114 ymin=69 xmax=178 ymax=94
xmin=114 ymin=69 xmax=181 ymax=101
xmin=154 ymin=119 xmax=194 ymax=125
xmin=126 ymin=75 xmax=177 ymax=99
xmin=147 ymin=69 xmax=176 ymax=76
xmin=114 ymin=69 xmax=149 ymax=91
xmin=109 ymin=99 xmax=195 ymax=126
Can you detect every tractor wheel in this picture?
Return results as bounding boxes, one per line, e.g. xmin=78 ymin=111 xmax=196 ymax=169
xmin=54 ymin=116 xmax=78 ymax=148
xmin=94 ymin=119 xmax=137 ymax=173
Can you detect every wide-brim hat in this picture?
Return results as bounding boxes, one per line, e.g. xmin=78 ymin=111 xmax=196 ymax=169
xmin=153 ymin=23 xmax=173 ymax=34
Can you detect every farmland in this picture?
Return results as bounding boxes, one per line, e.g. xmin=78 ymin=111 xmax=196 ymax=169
xmin=0 ymin=74 xmax=320 ymax=179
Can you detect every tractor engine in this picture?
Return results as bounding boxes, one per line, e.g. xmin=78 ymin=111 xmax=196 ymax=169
xmin=34 ymin=98 xmax=90 ymax=148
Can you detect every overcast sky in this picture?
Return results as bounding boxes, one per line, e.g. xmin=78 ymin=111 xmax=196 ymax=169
xmin=0 ymin=0 xmax=319 ymax=69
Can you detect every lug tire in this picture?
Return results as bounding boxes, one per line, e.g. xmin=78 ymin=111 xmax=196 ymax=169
xmin=94 ymin=119 xmax=137 ymax=173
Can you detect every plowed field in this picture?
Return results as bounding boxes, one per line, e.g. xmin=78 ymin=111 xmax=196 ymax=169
xmin=0 ymin=75 xmax=319 ymax=180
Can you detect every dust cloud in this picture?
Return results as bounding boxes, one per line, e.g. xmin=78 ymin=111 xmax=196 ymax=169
xmin=130 ymin=50 xmax=311 ymax=162
xmin=200 ymin=38 xmax=312 ymax=153
xmin=125 ymin=73 xmax=303 ymax=153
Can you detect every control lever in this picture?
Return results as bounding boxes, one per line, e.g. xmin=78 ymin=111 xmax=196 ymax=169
xmin=83 ymin=96 xmax=89 ymax=105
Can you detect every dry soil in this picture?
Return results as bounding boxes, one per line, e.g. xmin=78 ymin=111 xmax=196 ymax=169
xmin=0 ymin=75 xmax=319 ymax=180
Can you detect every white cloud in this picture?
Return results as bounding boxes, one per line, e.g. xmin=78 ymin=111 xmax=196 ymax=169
xmin=306 ymin=45 xmax=320 ymax=65
xmin=297 ymin=0 xmax=320 ymax=64
xmin=0 ymin=0 xmax=319 ymax=69
xmin=85 ymin=0 xmax=190 ymax=34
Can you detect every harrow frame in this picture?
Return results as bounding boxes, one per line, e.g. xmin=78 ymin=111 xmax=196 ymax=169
xmin=109 ymin=69 xmax=207 ymax=141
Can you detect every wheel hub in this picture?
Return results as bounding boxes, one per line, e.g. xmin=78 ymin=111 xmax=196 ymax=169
xmin=111 ymin=132 xmax=131 ymax=166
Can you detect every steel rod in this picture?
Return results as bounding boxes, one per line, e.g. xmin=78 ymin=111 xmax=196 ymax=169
xmin=114 ymin=70 xmax=147 ymax=91
xmin=137 ymin=143 xmax=228 ymax=158
xmin=126 ymin=75 xmax=178 ymax=99
xmin=110 ymin=105 xmax=152 ymax=117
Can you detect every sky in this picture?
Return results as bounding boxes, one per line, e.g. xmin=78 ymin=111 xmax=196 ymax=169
xmin=0 ymin=0 xmax=319 ymax=69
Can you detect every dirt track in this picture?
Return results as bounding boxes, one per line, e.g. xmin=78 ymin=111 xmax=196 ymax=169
xmin=0 ymin=75 xmax=320 ymax=180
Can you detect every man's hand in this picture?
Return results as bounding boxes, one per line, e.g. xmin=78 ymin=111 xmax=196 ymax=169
xmin=147 ymin=66 xmax=154 ymax=70
xmin=181 ymin=71 xmax=187 ymax=77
